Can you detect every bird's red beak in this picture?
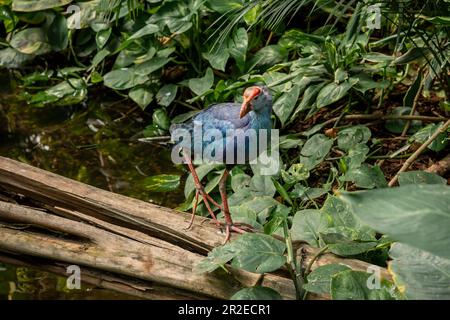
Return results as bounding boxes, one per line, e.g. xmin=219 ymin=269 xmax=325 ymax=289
xmin=240 ymin=87 xmax=261 ymax=118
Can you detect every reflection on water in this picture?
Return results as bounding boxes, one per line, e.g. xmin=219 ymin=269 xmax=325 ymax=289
xmin=0 ymin=263 xmax=139 ymax=300
xmin=0 ymin=70 xmax=185 ymax=300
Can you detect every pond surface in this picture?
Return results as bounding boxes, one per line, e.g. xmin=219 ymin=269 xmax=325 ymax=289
xmin=0 ymin=70 xmax=185 ymax=299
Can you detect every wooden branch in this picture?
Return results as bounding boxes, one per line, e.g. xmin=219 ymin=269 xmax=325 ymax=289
xmin=0 ymin=253 xmax=208 ymax=300
xmin=389 ymin=119 xmax=450 ymax=186
xmin=426 ymin=153 xmax=450 ymax=176
xmin=0 ymin=156 xmax=391 ymax=300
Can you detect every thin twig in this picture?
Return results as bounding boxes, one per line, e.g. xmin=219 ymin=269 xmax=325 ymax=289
xmin=388 ymin=119 xmax=450 ymax=187
xmin=401 ymin=81 xmax=424 ymax=136
xmin=321 ymin=114 xmax=446 ymax=128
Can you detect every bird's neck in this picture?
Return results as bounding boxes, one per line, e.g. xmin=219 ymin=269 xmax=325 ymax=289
xmin=251 ymin=107 xmax=272 ymax=129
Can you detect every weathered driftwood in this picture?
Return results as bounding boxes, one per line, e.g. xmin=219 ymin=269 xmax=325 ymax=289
xmin=0 ymin=156 xmax=390 ymax=299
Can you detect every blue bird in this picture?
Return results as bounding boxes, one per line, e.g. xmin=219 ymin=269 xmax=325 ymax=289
xmin=170 ymin=85 xmax=273 ymax=242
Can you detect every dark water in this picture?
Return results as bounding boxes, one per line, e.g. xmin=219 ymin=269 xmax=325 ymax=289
xmin=0 ymin=70 xmax=185 ymax=299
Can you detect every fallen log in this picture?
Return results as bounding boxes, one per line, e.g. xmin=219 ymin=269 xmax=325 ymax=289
xmin=0 ymin=156 xmax=390 ymax=299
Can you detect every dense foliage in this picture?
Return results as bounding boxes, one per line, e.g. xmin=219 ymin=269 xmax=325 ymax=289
xmin=1 ymin=0 xmax=449 ymax=300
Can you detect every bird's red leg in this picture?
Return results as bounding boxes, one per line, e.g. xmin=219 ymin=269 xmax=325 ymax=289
xmin=183 ymin=151 xmax=221 ymax=228
xmin=218 ymin=169 xmax=252 ymax=243
xmin=184 ymin=189 xmax=199 ymax=230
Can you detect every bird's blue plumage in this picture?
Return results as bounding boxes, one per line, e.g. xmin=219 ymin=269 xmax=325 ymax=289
xmin=170 ymin=86 xmax=272 ymax=164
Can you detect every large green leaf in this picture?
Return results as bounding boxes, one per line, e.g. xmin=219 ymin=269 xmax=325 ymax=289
xmin=291 ymin=209 xmax=329 ymax=246
xmin=134 ymin=57 xmax=170 ymax=76
xmin=320 ymin=226 xmax=378 ymax=256
xmin=321 ymin=196 xmax=361 ymax=229
xmin=231 ymin=233 xmax=286 ymax=274
xmin=389 ymin=243 xmax=450 ymax=300
xmin=341 ymin=164 xmax=388 ymax=189
xmin=300 ymin=134 xmax=333 ymax=170
xmin=410 ymin=122 xmax=449 ymax=152
xmin=337 ymin=126 xmax=371 ymax=151
xmin=340 ymin=185 xmax=450 ymax=259
xmin=129 ymin=86 xmax=154 ymax=110
xmin=231 ymin=287 xmax=282 ymax=300
xmin=316 ymin=78 xmax=358 ymax=108
xmin=194 ymin=245 xmax=237 ymax=273
xmin=331 ymin=270 xmax=395 ymax=300
xmin=10 ymin=28 xmax=51 ymax=55
xmin=188 ymin=68 xmax=214 ymax=96
xmin=273 ymin=85 xmax=301 ymax=127
xmin=0 ymin=48 xmax=34 ymax=68
xmin=103 ymin=69 xmax=148 ymax=90
xmin=142 ymin=174 xmax=180 ymax=192
xmin=29 ymin=79 xmax=87 ymax=107
xmin=398 ymin=171 xmax=447 ymax=186
xmin=304 ymin=264 xmax=351 ymax=295
xmin=228 ymin=27 xmax=248 ymax=72
xmin=48 ymin=15 xmax=69 ymax=51
xmin=12 ymin=0 xmax=72 ymax=12
xmin=156 ymin=84 xmax=178 ymax=107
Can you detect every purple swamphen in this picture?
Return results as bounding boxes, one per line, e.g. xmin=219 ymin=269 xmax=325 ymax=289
xmin=170 ymin=85 xmax=273 ymax=242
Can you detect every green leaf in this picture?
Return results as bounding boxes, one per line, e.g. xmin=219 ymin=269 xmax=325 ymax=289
xmin=188 ymin=68 xmax=214 ymax=96
xmin=296 ymin=82 xmax=326 ymax=112
xmin=385 ymin=107 xmax=422 ymax=134
xmin=48 ymin=15 xmax=68 ymax=51
xmin=134 ymin=57 xmax=170 ymax=76
xmin=249 ymin=45 xmax=287 ymax=69
xmin=231 ymin=287 xmax=282 ymax=300
xmin=103 ymin=69 xmax=148 ymax=90
xmin=337 ymin=126 xmax=371 ymax=152
xmin=321 ymin=227 xmax=378 ymax=256
xmin=153 ymin=108 xmax=170 ymax=131
xmin=203 ymin=47 xmax=229 ymax=71
xmin=142 ymin=174 xmax=180 ymax=192
xmin=96 ymin=28 xmax=111 ymax=49
xmin=281 ymin=163 xmax=309 ymax=185
xmin=410 ymin=122 xmax=448 ymax=152
xmin=10 ymin=27 xmax=51 ymax=55
xmin=321 ymin=196 xmax=362 ymax=230
xmin=272 ymin=179 xmax=293 ymax=206
xmin=231 ymin=173 xmax=251 ymax=193
xmin=129 ymin=86 xmax=154 ymax=110
xmin=12 ymin=0 xmax=72 ymax=12
xmin=228 ymin=28 xmax=248 ymax=72
xmin=316 ymin=78 xmax=358 ymax=108
xmin=304 ymin=264 xmax=351 ymax=295
xmin=0 ymin=48 xmax=34 ymax=68
xmin=403 ymin=73 xmax=422 ymax=108
xmin=389 ymin=243 xmax=450 ymax=299
xmin=29 ymin=79 xmax=87 ymax=107
xmin=129 ymin=24 xmax=160 ymax=41
xmin=331 ymin=270 xmax=395 ymax=300
xmin=194 ymin=245 xmax=237 ymax=273
xmin=393 ymin=47 xmax=429 ymax=65
xmin=231 ymin=233 xmax=286 ymax=273
xmin=291 ymin=209 xmax=329 ymax=247
xmin=398 ymin=171 xmax=447 ymax=186
xmin=207 ymin=0 xmax=243 ymax=13
xmin=341 ymin=164 xmax=387 ymax=189
xmin=340 ymin=185 xmax=450 ymax=259
xmin=300 ymin=134 xmax=333 ymax=170
xmin=156 ymin=84 xmax=178 ymax=107
xmin=273 ymin=85 xmax=301 ymax=127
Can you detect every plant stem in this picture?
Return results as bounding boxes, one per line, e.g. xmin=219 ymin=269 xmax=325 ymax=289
xmin=283 ymin=220 xmax=304 ymax=300
xmin=302 ymin=245 xmax=328 ymax=300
